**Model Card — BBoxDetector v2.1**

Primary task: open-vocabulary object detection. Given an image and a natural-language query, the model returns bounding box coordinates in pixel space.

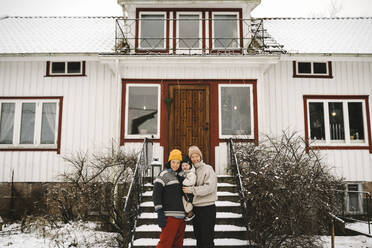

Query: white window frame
[138,12,167,50]
[345,183,364,215]
[212,12,240,50]
[296,61,329,76]
[307,99,368,146]
[50,61,83,75]
[218,84,254,139]
[176,12,202,52]
[125,84,161,139]
[0,99,60,149]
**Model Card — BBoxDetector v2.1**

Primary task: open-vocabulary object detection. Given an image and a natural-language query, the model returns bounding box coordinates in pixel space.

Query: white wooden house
[0,0,372,215]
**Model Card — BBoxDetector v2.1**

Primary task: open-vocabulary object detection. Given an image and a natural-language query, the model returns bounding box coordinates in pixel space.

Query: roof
[263,17,372,54]
[0,16,371,55]
[0,16,116,54]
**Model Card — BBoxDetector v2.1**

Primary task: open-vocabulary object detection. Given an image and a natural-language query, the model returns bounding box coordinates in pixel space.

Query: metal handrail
[334,189,371,235]
[227,138,251,243]
[123,138,152,247]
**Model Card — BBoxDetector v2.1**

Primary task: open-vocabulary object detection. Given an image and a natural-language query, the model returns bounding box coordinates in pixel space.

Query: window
[293,61,332,78]
[0,98,61,151]
[139,13,166,49]
[219,84,253,138]
[177,13,202,50]
[47,61,85,76]
[212,13,239,49]
[345,183,364,214]
[305,96,370,147]
[125,84,160,138]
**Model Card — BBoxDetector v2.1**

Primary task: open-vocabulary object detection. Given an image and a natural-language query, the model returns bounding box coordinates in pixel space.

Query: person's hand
[156,209,166,228]
[182,186,192,194]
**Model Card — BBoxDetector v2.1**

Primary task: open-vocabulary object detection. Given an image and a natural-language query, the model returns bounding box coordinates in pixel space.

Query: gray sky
[1,0,372,17]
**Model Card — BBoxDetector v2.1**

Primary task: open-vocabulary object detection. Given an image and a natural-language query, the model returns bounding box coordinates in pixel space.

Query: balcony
[114,17,285,56]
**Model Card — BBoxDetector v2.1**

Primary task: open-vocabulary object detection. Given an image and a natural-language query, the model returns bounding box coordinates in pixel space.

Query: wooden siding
[0,60,120,182]
[1,58,372,182]
[262,60,372,181]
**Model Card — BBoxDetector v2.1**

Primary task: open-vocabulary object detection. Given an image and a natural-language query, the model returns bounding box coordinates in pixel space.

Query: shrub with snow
[235,131,344,248]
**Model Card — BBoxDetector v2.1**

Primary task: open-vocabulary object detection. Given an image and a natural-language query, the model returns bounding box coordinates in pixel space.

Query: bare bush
[46,143,138,247]
[235,131,344,248]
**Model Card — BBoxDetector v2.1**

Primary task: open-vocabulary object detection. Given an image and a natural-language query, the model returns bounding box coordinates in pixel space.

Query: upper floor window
[135,9,242,53]
[219,84,254,139]
[212,13,239,50]
[0,97,62,153]
[47,61,85,76]
[125,84,161,139]
[304,96,371,149]
[177,13,202,50]
[139,13,166,50]
[293,61,333,78]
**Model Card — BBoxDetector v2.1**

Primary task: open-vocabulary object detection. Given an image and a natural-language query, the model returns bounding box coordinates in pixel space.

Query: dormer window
[293,61,333,78]
[46,61,86,76]
[212,13,239,50]
[138,13,167,50]
[135,9,243,54]
[177,13,202,50]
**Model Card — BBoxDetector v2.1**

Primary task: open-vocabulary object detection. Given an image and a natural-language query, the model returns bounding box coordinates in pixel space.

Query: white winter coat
[179,166,196,187]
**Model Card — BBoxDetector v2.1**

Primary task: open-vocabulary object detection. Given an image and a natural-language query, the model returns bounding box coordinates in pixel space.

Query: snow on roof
[263,17,372,54]
[0,16,116,54]
[0,16,371,55]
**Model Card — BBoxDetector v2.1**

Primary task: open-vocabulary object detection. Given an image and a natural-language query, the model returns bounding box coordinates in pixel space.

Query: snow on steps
[139,212,243,219]
[136,224,247,232]
[132,238,253,248]
[140,201,240,207]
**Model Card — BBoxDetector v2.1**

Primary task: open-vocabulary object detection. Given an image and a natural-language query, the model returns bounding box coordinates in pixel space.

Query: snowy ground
[0,221,371,248]
[0,221,118,248]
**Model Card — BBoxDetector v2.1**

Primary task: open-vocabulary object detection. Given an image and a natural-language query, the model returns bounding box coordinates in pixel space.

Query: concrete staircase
[131,175,252,248]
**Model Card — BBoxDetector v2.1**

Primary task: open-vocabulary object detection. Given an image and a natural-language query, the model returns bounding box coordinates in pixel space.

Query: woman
[183,146,218,248]
[152,149,186,248]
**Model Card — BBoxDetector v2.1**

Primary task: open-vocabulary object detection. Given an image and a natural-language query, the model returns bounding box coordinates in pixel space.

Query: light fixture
[331,112,336,116]
[233,105,238,110]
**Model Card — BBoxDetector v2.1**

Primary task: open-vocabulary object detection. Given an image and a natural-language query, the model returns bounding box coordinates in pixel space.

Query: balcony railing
[114,17,285,55]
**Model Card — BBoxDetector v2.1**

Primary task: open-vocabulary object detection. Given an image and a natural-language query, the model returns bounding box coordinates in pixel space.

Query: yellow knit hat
[168,149,182,162]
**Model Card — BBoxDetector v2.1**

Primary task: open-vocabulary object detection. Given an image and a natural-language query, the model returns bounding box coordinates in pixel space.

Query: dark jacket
[152,169,185,218]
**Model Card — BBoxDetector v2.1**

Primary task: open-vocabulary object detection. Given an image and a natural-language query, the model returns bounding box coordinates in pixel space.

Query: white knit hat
[188,146,203,160]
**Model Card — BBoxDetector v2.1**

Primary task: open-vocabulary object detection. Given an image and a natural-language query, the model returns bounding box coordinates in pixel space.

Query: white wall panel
[262,60,372,181]
[0,60,119,182]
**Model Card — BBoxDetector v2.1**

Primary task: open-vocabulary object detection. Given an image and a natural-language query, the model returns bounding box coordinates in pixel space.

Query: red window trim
[120,79,258,167]
[0,96,63,154]
[303,95,372,153]
[135,8,243,54]
[293,61,333,78]
[45,61,86,77]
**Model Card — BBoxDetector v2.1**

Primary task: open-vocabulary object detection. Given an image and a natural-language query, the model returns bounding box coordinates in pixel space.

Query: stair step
[141,190,240,202]
[134,224,247,238]
[143,182,238,193]
[137,212,244,225]
[132,238,254,248]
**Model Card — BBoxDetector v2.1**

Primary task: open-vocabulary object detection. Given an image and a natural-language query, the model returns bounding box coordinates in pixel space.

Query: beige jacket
[190,161,218,207]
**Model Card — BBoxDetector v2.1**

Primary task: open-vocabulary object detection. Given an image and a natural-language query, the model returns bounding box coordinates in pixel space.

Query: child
[178,155,196,221]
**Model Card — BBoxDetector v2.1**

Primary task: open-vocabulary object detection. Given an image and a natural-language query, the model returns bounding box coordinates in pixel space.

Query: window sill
[293,74,333,79]
[44,74,86,77]
[0,147,58,153]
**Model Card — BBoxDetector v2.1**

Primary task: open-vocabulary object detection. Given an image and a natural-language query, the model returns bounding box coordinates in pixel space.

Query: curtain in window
[0,103,15,144]
[41,103,57,144]
[20,103,36,144]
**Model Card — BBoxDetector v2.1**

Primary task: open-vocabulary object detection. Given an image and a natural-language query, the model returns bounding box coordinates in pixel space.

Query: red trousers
[156,216,186,248]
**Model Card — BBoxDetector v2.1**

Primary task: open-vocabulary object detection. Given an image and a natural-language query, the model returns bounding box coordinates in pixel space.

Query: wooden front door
[168,85,210,163]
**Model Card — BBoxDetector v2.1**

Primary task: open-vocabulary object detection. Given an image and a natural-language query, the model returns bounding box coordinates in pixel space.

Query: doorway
[168,85,210,163]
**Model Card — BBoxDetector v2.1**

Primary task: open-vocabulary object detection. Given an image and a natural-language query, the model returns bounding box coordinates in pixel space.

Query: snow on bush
[234,131,344,248]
